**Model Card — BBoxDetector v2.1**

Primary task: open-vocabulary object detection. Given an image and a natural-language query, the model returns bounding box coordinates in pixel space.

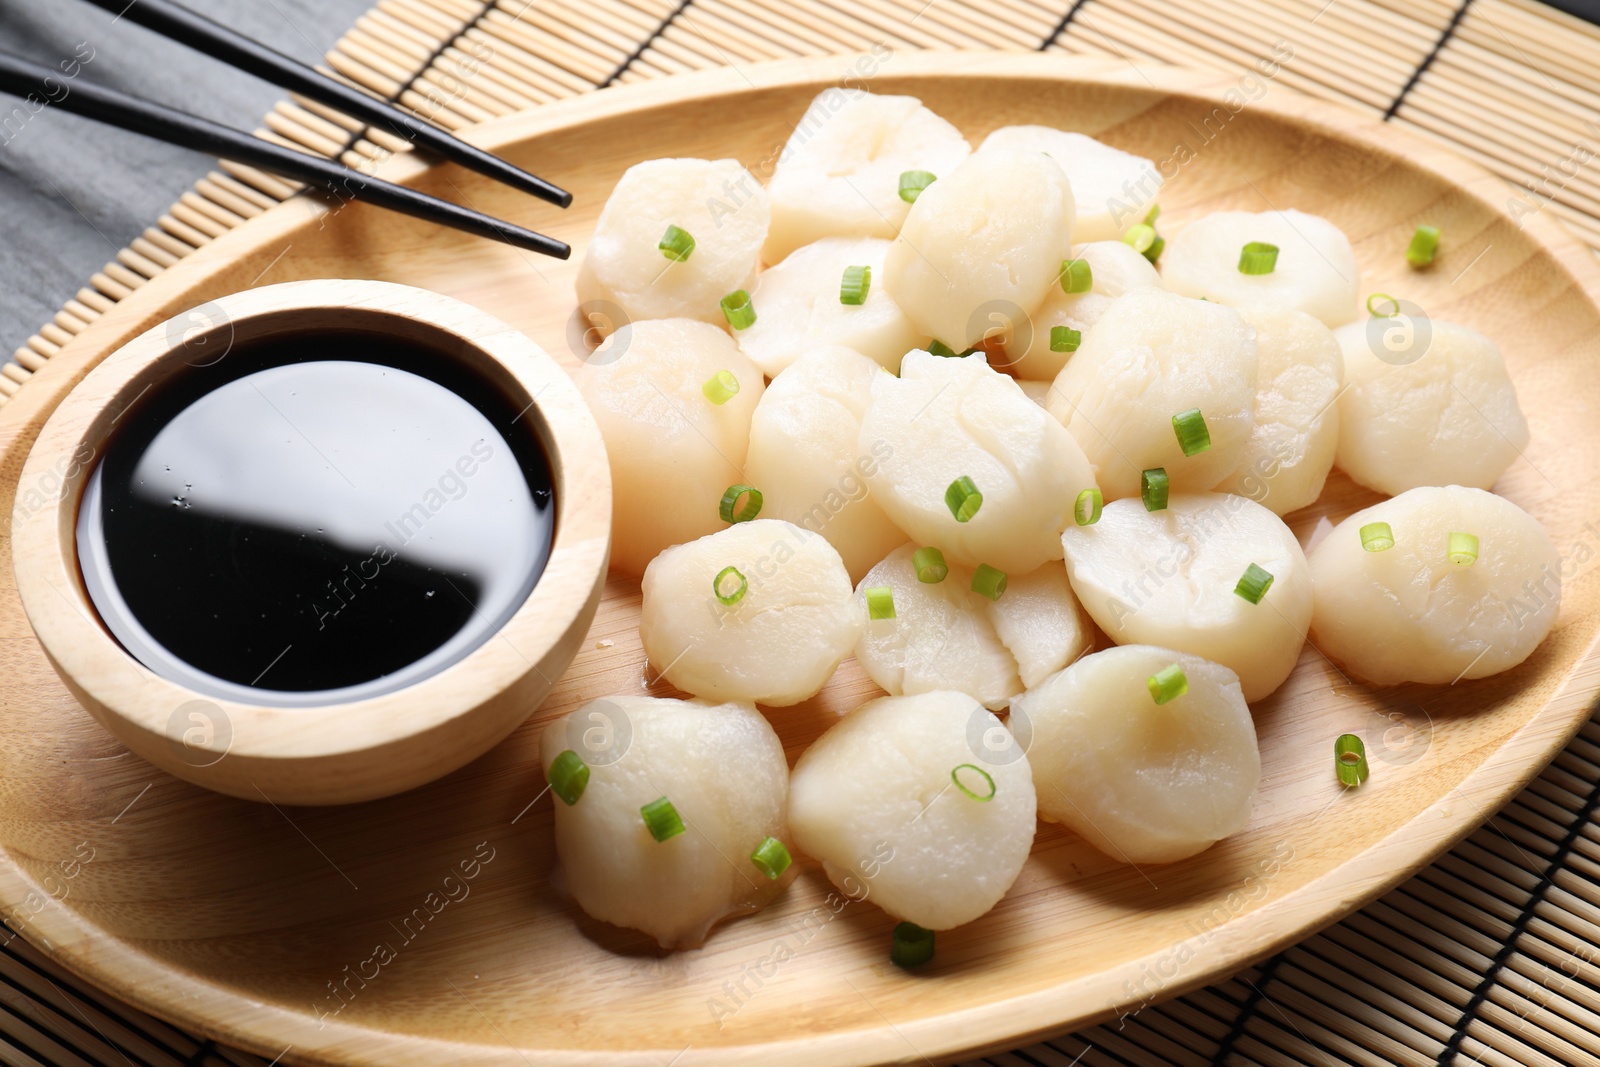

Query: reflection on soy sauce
[78,330,555,706]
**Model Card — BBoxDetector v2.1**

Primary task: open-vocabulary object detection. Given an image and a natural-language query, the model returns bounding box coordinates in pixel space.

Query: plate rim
[3,51,1600,1067]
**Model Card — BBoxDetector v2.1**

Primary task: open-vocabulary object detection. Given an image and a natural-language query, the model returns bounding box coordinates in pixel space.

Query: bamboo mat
[4,1,1600,1065]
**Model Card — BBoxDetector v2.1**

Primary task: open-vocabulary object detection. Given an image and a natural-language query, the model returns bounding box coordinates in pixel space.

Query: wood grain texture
[1,53,1599,1067]
[10,279,611,805]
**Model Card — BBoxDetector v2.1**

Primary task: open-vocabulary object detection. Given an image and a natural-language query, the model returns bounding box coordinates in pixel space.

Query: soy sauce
[77,330,555,706]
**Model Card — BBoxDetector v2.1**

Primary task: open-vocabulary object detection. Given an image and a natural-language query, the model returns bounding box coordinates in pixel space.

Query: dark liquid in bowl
[78,330,555,705]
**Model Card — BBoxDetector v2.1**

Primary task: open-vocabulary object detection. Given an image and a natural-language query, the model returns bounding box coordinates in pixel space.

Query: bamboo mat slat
[5,0,1600,1065]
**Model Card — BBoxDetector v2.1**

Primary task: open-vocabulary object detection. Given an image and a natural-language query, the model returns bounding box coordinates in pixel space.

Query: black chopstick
[78,0,573,209]
[0,50,569,260]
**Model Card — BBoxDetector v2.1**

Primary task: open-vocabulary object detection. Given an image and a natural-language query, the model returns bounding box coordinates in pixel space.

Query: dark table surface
[0,0,374,359]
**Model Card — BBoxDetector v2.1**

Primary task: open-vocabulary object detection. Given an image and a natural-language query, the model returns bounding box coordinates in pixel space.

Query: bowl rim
[2,50,1600,1067]
[10,277,612,765]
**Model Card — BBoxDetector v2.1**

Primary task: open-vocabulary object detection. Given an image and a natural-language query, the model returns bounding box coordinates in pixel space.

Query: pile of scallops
[539,88,1559,959]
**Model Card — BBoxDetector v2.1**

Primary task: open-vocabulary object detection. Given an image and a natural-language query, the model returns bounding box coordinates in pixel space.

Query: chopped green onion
[1172,408,1212,456]
[1367,292,1399,318]
[714,565,747,606]
[719,484,763,524]
[1407,225,1440,268]
[1074,487,1103,526]
[1060,257,1093,294]
[840,265,872,305]
[945,476,982,522]
[659,224,694,262]
[951,763,997,801]
[865,585,896,620]
[1141,467,1169,512]
[971,564,1008,601]
[750,836,791,880]
[1123,223,1156,255]
[898,170,936,203]
[1360,522,1395,552]
[1234,562,1275,605]
[912,546,948,584]
[1237,241,1279,275]
[641,796,686,842]
[1448,531,1479,566]
[548,749,589,806]
[891,922,935,968]
[1334,733,1369,787]
[1144,203,1161,225]
[720,289,756,330]
[702,369,739,405]
[1148,663,1188,705]
[1142,234,1165,265]
[927,339,959,358]
[1050,326,1082,353]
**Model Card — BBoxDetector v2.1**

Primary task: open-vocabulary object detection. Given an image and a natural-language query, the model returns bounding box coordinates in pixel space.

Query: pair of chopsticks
[0,0,570,259]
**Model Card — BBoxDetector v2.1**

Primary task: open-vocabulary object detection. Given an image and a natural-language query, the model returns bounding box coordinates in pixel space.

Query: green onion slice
[714,565,748,606]
[1335,733,1369,787]
[912,546,948,584]
[1122,223,1156,255]
[1144,203,1161,225]
[1074,487,1103,526]
[1237,241,1280,275]
[1060,257,1093,294]
[1172,408,1212,456]
[1050,326,1082,353]
[1448,531,1479,566]
[1142,234,1165,265]
[641,796,686,842]
[1141,467,1169,512]
[840,264,872,305]
[898,170,936,203]
[719,484,763,524]
[720,289,756,330]
[891,922,935,968]
[548,749,589,806]
[750,836,791,880]
[1234,562,1275,605]
[865,585,896,621]
[971,564,1007,601]
[658,224,695,262]
[1148,663,1188,705]
[702,369,739,405]
[1360,521,1395,552]
[1407,225,1440,268]
[927,339,959,358]
[945,475,982,522]
[951,763,997,802]
[1366,292,1399,318]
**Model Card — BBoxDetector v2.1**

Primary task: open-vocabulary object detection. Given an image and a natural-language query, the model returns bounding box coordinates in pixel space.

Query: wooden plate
[3,53,1600,1067]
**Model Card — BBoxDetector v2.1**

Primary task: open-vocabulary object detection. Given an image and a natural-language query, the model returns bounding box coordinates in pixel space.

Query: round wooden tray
[3,53,1599,1067]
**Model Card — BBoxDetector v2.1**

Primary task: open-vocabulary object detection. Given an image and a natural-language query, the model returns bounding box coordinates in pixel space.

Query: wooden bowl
[2,54,1600,1067]
[9,279,610,805]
